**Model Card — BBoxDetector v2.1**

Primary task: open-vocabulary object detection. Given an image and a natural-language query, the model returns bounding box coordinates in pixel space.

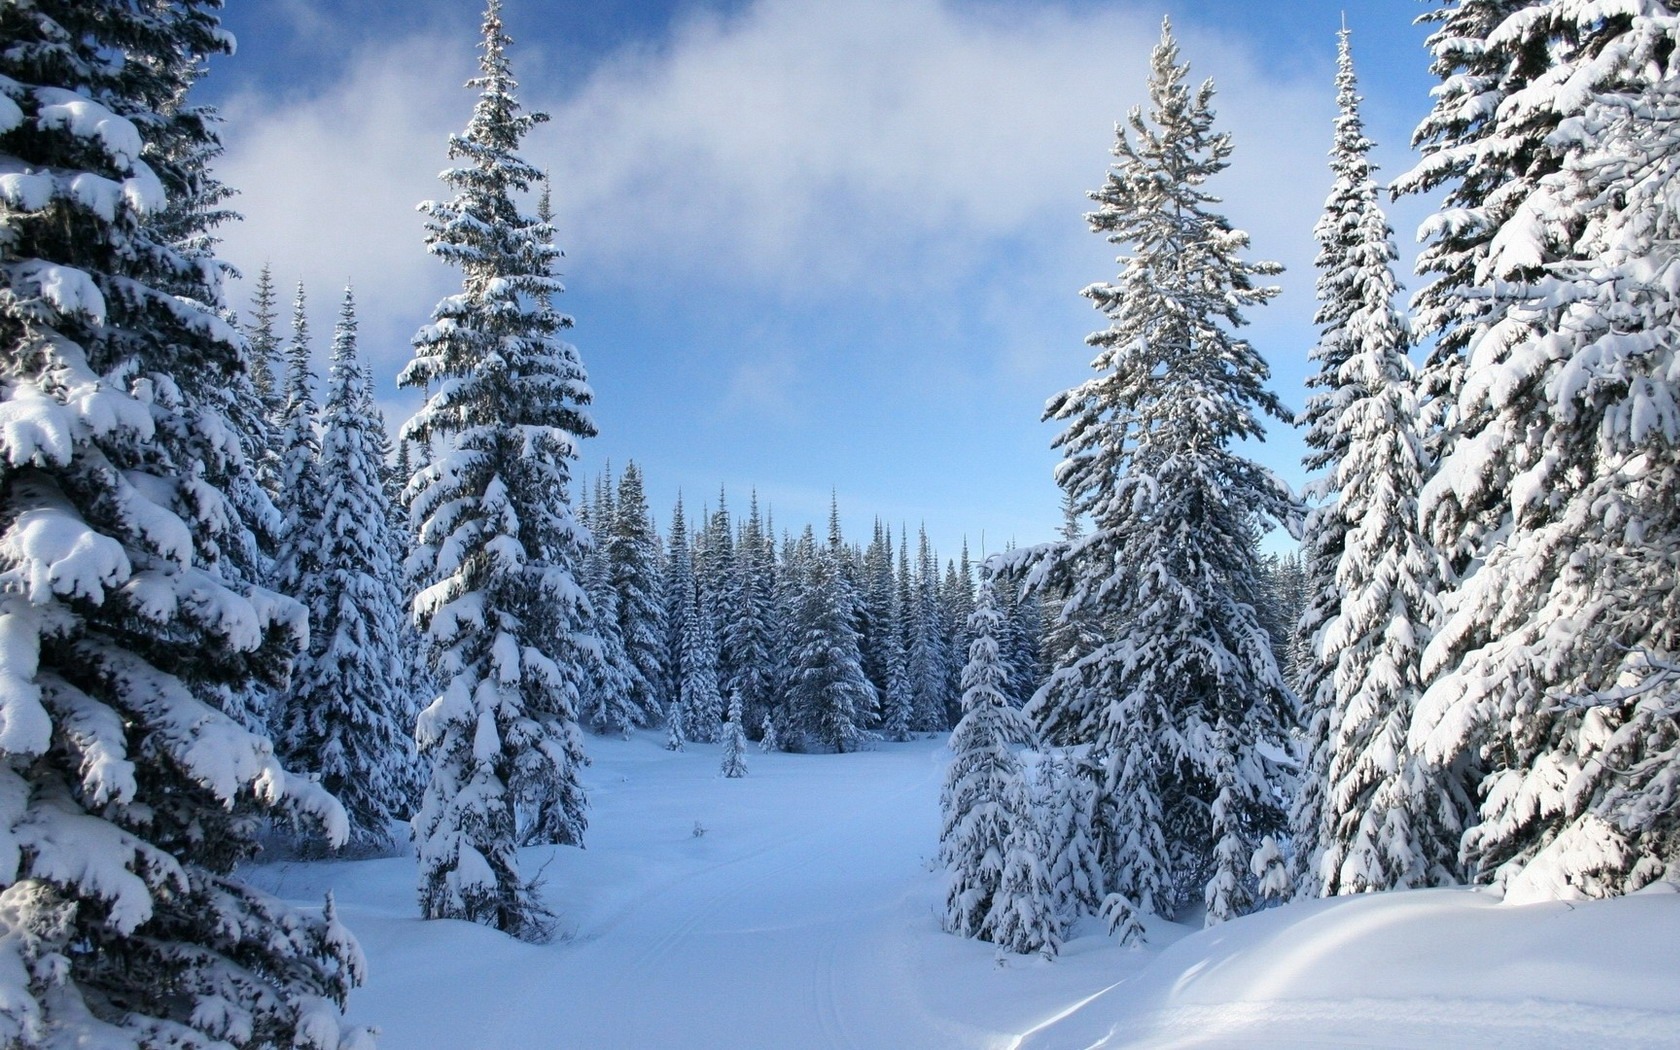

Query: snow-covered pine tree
[991,557,1042,708]
[908,527,951,732]
[269,283,326,715]
[789,531,875,753]
[0,2,368,1043]
[578,470,638,738]
[663,494,693,717]
[279,287,414,855]
[243,262,285,493]
[858,520,896,713]
[695,491,739,697]
[723,492,774,734]
[1399,1,1680,901]
[941,543,977,720]
[721,691,749,779]
[610,462,668,728]
[679,582,724,743]
[1038,750,1104,929]
[877,534,915,742]
[1026,494,1108,747]
[940,580,1058,958]
[1036,19,1295,928]
[402,0,594,939]
[1291,28,1461,899]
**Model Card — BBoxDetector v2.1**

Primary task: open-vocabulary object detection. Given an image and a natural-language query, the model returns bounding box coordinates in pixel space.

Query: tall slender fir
[402,0,595,939]
[1034,19,1295,930]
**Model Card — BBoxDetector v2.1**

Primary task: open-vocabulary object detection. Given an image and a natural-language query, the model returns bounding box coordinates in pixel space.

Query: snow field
[249,736,1680,1049]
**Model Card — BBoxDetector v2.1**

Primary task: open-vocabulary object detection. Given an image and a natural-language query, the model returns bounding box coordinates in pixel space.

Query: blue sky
[201,0,1439,557]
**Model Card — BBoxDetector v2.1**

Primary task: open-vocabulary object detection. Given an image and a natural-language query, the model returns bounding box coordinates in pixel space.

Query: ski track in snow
[245,735,1680,1050]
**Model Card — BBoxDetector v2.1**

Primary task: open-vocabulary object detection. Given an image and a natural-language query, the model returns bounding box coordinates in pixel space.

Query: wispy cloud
[209,0,1411,548]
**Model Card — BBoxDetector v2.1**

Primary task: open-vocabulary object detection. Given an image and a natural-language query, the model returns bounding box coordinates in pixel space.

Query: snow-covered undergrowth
[247,735,1680,1049]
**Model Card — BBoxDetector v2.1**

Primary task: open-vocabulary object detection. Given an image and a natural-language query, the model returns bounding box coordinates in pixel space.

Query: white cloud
[214,33,474,402]
[207,0,1408,548]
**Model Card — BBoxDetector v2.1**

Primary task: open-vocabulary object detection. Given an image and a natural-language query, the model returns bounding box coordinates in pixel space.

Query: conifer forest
[0,1,1676,1046]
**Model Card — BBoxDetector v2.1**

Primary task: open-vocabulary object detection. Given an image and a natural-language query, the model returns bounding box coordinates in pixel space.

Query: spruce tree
[720,691,749,779]
[1035,19,1294,928]
[1292,29,1461,898]
[0,2,367,1043]
[609,462,667,727]
[280,288,415,854]
[680,584,724,743]
[578,472,638,738]
[940,580,1058,958]
[270,283,325,701]
[663,495,694,716]
[789,534,874,753]
[1399,0,1680,900]
[1039,751,1104,929]
[724,493,775,734]
[908,528,951,732]
[243,262,285,494]
[402,0,594,939]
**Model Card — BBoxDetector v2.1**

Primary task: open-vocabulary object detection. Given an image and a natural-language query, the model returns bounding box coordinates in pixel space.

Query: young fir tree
[578,474,638,738]
[402,0,594,939]
[1035,20,1294,930]
[725,493,775,735]
[0,2,369,1044]
[877,535,916,742]
[1038,750,1104,929]
[908,528,951,732]
[663,494,694,717]
[679,583,724,743]
[720,691,749,779]
[270,282,326,674]
[609,462,667,728]
[940,580,1059,958]
[1399,1,1680,901]
[243,262,285,493]
[789,533,875,753]
[279,288,415,854]
[1291,28,1461,898]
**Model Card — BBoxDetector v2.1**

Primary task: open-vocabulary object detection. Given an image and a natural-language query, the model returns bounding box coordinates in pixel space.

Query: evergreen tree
[908,528,951,732]
[1399,0,1680,900]
[877,534,915,743]
[1035,20,1294,928]
[1039,751,1104,928]
[0,2,367,1043]
[939,580,1058,958]
[1292,29,1460,899]
[789,536,874,753]
[243,262,285,493]
[724,492,775,734]
[402,0,594,939]
[578,469,638,738]
[610,462,668,727]
[680,583,724,743]
[270,283,326,697]
[663,495,694,715]
[280,288,415,854]
[721,691,749,779]
[1026,495,1108,747]
[942,543,977,721]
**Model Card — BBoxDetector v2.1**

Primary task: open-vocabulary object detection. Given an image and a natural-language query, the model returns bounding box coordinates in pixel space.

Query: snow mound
[1017,884,1680,1049]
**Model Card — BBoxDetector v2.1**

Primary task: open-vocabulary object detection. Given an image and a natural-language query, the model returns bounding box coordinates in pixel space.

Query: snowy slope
[1017,885,1680,1049]
[247,736,1680,1049]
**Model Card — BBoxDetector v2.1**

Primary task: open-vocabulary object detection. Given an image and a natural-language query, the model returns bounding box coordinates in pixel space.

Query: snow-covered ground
[247,735,1680,1049]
